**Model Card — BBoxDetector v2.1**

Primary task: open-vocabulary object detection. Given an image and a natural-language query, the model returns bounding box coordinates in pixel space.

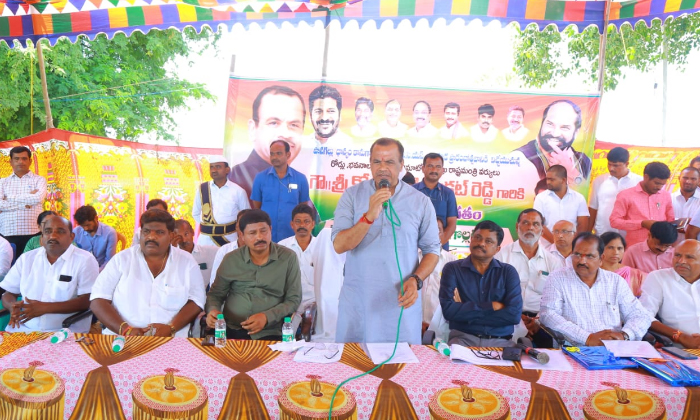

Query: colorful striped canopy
[1,0,699,47]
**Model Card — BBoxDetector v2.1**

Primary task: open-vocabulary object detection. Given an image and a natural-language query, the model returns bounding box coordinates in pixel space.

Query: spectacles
[572,252,599,261]
[425,164,443,170]
[293,220,313,225]
[553,230,575,236]
[470,348,501,360]
[303,343,340,359]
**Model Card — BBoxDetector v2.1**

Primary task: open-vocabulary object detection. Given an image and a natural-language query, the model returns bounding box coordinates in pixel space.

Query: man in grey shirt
[332,138,440,344]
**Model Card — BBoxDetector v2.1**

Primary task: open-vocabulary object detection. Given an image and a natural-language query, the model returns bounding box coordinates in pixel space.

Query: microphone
[378,179,390,208]
[516,343,549,364]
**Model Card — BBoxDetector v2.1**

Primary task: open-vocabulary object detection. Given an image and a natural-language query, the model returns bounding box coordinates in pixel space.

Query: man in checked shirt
[540,232,652,346]
[0,147,47,264]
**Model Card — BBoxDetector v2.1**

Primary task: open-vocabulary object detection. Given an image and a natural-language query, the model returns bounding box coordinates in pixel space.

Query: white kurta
[90,245,206,337]
[0,245,99,333]
[311,228,346,343]
[278,235,317,313]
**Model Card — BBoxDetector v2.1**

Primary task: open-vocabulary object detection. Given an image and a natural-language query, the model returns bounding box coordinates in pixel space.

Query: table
[0,333,698,419]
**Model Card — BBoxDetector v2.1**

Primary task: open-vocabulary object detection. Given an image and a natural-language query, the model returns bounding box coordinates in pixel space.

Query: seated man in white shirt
[90,209,206,337]
[495,209,563,346]
[0,236,12,281]
[640,240,700,348]
[540,233,652,346]
[278,203,317,333]
[0,215,99,333]
[210,209,250,287]
[131,199,168,247]
[547,220,575,267]
[172,219,218,290]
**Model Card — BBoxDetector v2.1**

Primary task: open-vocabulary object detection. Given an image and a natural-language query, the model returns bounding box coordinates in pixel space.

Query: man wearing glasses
[278,204,317,333]
[548,220,576,267]
[540,233,651,346]
[414,153,457,251]
[439,220,523,348]
[621,221,677,274]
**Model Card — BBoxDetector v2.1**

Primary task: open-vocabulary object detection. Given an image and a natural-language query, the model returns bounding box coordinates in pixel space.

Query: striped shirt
[0,171,47,236]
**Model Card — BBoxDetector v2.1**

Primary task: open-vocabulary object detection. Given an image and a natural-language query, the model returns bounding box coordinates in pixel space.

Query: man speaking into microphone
[332,138,440,344]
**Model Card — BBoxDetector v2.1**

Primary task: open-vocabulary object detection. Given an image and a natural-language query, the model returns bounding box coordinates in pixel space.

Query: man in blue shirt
[414,153,457,250]
[440,220,523,348]
[251,140,311,242]
[72,205,118,270]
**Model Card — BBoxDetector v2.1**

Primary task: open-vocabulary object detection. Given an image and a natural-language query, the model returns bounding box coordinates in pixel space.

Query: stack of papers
[360,343,419,364]
[268,340,306,352]
[449,345,514,367]
[602,340,661,359]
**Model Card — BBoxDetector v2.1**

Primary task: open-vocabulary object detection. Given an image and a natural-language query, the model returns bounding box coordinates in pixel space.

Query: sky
[148,18,699,150]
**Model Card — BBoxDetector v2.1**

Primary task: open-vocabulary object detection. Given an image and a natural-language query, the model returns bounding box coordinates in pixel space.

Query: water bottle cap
[217,314,224,319]
[442,348,451,356]
[284,317,291,323]
[50,336,60,344]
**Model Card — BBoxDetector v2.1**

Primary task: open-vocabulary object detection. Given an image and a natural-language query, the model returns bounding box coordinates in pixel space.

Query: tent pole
[596,1,612,96]
[321,12,331,82]
[36,40,55,129]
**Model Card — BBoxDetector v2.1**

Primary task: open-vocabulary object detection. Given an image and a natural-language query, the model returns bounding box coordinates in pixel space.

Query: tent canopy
[2,0,700,47]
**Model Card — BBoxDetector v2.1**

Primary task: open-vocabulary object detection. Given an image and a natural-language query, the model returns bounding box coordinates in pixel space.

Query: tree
[512,14,700,91]
[0,27,219,142]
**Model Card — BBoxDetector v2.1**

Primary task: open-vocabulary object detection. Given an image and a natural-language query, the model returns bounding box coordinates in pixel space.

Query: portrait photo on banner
[223,76,599,249]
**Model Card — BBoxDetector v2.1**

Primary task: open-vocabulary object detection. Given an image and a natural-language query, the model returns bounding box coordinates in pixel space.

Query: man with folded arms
[440,220,523,347]
[622,221,677,273]
[496,209,562,346]
[206,209,301,340]
[1,215,99,333]
[90,209,206,337]
[540,233,652,346]
[640,240,700,348]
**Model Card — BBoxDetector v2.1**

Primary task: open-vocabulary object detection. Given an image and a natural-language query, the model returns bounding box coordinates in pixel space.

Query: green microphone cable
[327,199,403,420]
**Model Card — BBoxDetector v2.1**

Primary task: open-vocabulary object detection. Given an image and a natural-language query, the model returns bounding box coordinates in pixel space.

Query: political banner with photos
[224,76,599,248]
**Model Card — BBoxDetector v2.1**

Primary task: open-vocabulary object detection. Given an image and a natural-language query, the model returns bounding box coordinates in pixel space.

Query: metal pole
[587,1,612,155]
[321,11,331,81]
[36,40,54,129]
[661,33,668,146]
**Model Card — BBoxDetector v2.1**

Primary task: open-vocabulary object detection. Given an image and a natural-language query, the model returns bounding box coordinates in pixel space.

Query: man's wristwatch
[622,331,630,341]
[409,274,423,290]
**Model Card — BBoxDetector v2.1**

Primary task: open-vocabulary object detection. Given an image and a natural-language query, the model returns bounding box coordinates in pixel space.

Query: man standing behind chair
[0,215,99,333]
[0,146,47,263]
[278,203,317,333]
[333,138,440,344]
[495,209,562,346]
[641,240,700,349]
[672,167,700,242]
[206,209,301,340]
[251,141,311,243]
[172,219,218,290]
[90,209,205,337]
[610,162,674,247]
[73,205,117,270]
[534,165,589,243]
[588,147,643,235]
[540,233,651,346]
[440,220,523,347]
[193,156,250,247]
[414,153,457,251]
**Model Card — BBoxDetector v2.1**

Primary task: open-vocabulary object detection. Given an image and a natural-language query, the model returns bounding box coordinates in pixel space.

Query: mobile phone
[662,346,698,360]
[502,347,522,361]
[201,335,215,347]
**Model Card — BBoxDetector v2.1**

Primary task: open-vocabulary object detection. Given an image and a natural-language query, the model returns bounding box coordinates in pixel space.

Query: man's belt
[522,311,538,318]
[474,334,513,340]
[199,222,237,236]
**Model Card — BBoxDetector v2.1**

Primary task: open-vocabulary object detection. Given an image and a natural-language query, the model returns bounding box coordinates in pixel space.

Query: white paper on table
[360,343,419,364]
[520,349,573,371]
[294,344,344,363]
[268,340,307,352]
[449,344,514,367]
[603,340,661,359]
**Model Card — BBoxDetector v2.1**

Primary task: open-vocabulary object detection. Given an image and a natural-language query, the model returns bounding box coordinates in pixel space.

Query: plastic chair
[116,232,127,253]
[9,243,16,267]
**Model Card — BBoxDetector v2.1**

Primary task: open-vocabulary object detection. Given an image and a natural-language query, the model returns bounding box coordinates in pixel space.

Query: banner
[593,141,700,195]
[224,76,599,248]
[0,129,220,247]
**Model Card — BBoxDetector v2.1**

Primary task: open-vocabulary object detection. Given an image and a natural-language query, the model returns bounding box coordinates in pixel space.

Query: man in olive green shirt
[205,209,302,340]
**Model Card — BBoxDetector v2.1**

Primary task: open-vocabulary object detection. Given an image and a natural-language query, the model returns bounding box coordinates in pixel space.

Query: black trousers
[226,327,282,341]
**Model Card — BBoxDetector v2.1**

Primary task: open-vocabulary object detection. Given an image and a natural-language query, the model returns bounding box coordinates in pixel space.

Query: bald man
[0,215,99,333]
[641,240,700,348]
[547,220,575,267]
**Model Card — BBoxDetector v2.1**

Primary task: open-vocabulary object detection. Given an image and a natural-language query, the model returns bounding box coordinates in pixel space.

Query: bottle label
[215,329,226,339]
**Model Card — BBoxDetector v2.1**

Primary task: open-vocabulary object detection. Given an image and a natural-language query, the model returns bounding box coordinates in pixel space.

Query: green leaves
[512,14,700,92]
[0,28,219,142]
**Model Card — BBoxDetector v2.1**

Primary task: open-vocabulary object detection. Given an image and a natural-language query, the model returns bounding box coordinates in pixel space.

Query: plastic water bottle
[282,317,294,342]
[112,335,126,352]
[434,338,451,357]
[215,314,226,348]
[50,328,70,344]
